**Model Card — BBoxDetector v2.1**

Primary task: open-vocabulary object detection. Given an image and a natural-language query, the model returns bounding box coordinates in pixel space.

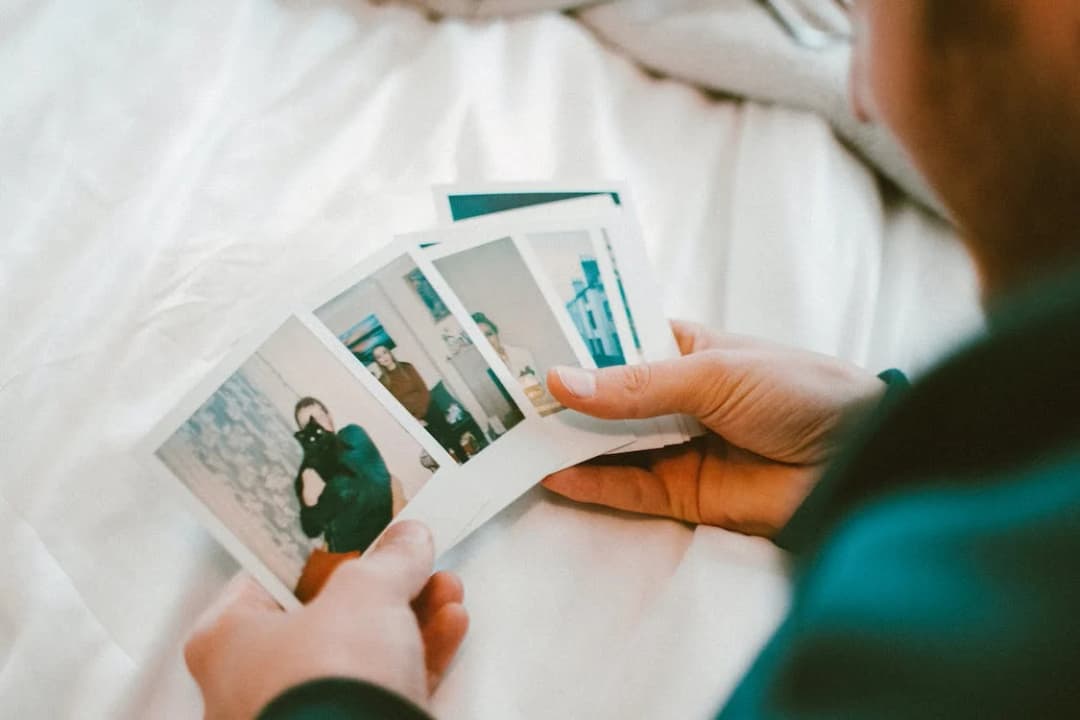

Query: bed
[0,1,982,717]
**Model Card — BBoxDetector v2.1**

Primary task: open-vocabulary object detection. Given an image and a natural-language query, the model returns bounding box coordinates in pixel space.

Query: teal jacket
[262,269,1080,719]
[718,268,1080,718]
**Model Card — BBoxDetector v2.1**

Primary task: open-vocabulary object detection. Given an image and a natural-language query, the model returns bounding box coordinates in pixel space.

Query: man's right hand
[543,321,885,537]
[185,522,467,719]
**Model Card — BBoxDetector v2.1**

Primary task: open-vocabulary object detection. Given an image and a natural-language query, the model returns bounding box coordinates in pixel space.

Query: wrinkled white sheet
[0,1,982,718]
[576,0,942,215]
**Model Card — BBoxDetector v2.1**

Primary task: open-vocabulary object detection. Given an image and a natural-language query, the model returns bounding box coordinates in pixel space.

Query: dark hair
[472,311,498,334]
[294,397,328,426]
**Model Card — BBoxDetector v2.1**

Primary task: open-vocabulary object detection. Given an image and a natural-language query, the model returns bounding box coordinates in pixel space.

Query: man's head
[851,0,1080,296]
[472,312,503,353]
[294,397,334,432]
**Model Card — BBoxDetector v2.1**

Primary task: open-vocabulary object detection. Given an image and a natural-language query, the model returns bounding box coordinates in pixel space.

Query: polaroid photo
[308,245,529,466]
[140,314,482,610]
[520,227,631,369]
[421,232,595,415]
[397,229,637,457]
[427,192,688,447]
[522,231,679,453]
[434,187,643,364]
[432,182,678,364]
[419,211,673,453]
[432,182,704,439]
[427,191,692,446]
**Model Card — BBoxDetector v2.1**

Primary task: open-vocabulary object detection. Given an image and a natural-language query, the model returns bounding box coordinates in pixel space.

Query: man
[292,397,394,555]
[184,2,1080,717]
[473,311,560,414]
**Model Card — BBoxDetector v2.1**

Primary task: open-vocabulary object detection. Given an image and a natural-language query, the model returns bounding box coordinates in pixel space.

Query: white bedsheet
[0,2,982,718]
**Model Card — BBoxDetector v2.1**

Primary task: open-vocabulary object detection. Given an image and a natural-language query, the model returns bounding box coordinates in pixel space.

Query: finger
[325,520,435,602]
[542,462,699,522]
[412,572,464,626]
[421,603,469,692]
[546,352,727,421]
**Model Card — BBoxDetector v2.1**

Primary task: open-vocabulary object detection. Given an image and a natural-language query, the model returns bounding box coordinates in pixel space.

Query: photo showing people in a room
[432,236,586,417]
[315,254,526,463]
[155,317,438,603]
[471,311,560,415]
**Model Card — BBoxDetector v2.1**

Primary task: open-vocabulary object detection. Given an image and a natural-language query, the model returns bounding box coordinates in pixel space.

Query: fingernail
[556,366,597,398]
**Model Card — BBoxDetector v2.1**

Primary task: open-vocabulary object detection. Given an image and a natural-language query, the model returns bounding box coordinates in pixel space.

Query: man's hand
[543,321,885,537]
[185,521,468,719]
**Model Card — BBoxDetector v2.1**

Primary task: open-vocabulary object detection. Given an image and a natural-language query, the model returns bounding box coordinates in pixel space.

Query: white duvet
[0,1,981,718]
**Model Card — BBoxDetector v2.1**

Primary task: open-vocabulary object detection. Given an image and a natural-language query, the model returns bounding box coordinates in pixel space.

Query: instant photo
[523,229,627,368]
[433,184,679,365]
[427,192,692,446]
[313,251,527,462]
[427,236,584,416]
[149,317,445,606]
[435,187,644,360]
[433,184,701,440]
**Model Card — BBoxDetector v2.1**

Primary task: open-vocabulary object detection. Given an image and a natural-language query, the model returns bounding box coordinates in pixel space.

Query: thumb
[326,520,435,602]
[547,355,722,421]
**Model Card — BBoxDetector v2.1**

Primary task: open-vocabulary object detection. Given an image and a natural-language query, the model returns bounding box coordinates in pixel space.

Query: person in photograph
[372,344,452,449]
[471,311,557,412]
[292,397,404,555]
[372,345,433,422]
[372,344,486,461]
[187,2,1080,717]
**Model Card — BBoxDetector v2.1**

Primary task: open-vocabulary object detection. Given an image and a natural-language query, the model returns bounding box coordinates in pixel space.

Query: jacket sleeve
[774,368,910,555]
[338,424,377,456]
[259,678,433,720]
